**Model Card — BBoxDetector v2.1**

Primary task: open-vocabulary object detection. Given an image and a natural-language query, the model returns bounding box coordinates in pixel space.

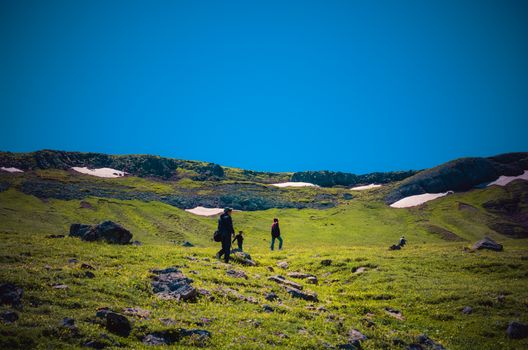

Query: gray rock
[462,306,473,314]
[263,305,274,313]
[181,241,194,247]
[226,269,248,279]
[81,263,95,270]
[286,287,318,302]
[142,329,211,345]
[277,261,289,269]
[151,267,197,301]
[265,292,279,301]
[416,334,446,350]
[472,236,503,251]
[507,321,528,339]
[70,221,132,244]
[123,307,150,319]
[106,312,131,337]
[268,275,303,290]
[0,283,23,306]
[59,317,76,329]
[320,259,332,266]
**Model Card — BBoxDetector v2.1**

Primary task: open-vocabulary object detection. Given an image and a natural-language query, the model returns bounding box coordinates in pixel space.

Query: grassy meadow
[1,172,527,349]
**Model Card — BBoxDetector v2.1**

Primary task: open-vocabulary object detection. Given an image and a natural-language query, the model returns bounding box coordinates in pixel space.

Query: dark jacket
[271,222,280,238]
[218,213,234,238]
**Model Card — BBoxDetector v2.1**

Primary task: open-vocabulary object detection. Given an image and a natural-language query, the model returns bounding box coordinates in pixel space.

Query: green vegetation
[0,170,527,349]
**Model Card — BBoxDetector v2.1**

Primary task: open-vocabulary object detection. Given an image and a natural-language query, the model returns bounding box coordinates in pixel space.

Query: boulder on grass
[70,221,132,244]
[472,236,503,251]
[106,312,131,337]
[0,283,23,307]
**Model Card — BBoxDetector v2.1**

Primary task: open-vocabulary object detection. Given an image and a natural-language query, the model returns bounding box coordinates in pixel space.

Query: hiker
[399,235,406,247]
[270,218,283,251]
[232,230,244,251]
[216,208,235,263]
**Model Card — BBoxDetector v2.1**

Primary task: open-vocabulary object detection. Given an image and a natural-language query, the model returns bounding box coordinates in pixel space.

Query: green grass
[1,182,528,349]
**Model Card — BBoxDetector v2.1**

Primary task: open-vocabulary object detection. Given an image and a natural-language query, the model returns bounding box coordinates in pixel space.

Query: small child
[399,235,406,247]
[232,230,244,251]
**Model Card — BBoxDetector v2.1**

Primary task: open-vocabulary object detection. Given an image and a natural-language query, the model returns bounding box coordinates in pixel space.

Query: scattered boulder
[263,305,274,313]
[0,310,18,323]
[84,271,96,279]
[69,221,132,244]
[59,317,76,329]
[320,259,332,266]
[265,292,279,301]
[80,201,93,209]
[267,266,275,272]
[226,269,248,279]
[268,275,303,290]
[471,236,503,251]
[142,329,211,346]
[181,241,194,247]
[415,334,446,350]
[81,263,95,270]
[151,267,197,302]
[131,240,142,246]
[348,329,367,343]
[106,312,131,337]
[286,287,318,302]
[462,306,473,314]
[123,307,150,319]
[82,340,108,349]
[507,321,528,339]
[230,250,256,266]
[96,307,112,319]
[384,307,405,320]
[216,287,258,304]
[287,272,318,284]
[277,261,289,269]
[0,283,23,306]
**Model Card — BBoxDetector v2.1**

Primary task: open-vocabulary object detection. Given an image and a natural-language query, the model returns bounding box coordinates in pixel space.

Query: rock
[80,201,93,209]
[265,292,279,301]
[82,340,107,349]
[0,283,23,306]
[106,312,131,337]
[287,272,318,284]
[337,344,359,350]
[69,258,79,263]
[85,271,96,279]
[69,221,132,244]
[0,310,18,323]
[216,287,258,304]
[263,305,274,313]
[416,334,446,350]
[52,284,69,289]
[268,275,303,290]
[471,236,503,251]
[384,307,405,320]
[131,240,142,246]
[96,307,112,319]
[277,261,289,269]
[226,269,248,279]
[122,307,150,319]
[142,329,211,346]
[229,250,256,266]
[59,317,76,329]
[81,263,95,270]
[462,306,473,314]
[320,259,332,266]
[507,321,528,339]
[45,234,65,238]
[407,344,425,350]
[151,267,197,302]
[197,288,215,301]
[267,266,275,272]
[352,267,367,274]
[349,329,367,343]
[181,241,194,247]
[286,287,318,302]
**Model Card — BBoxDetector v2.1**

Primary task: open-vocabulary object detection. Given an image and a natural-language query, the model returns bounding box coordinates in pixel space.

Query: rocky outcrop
[472,237,503,251]
[385,153,528,204]
[151,267,197,302]
[507,321,528,339]
[142,329,211,346]
[0,283,23,307]
[291,170,418,187]
[69,221,132,244]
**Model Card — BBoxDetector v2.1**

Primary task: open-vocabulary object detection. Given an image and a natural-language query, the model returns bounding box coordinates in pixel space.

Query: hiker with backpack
[215,207,235,263]
[270,218,283,251]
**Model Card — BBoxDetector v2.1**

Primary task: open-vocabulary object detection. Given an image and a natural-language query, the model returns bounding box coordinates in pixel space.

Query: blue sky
[1,1,527,173]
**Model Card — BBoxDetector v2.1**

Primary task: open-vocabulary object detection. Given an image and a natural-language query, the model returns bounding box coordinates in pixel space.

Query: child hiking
[232,231,244,251]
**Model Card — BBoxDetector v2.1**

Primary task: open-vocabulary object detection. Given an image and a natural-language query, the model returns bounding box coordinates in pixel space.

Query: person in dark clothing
[270,218,283,251]
[216,208,235,263]
[232,230,244,251]
[399,236,406,247]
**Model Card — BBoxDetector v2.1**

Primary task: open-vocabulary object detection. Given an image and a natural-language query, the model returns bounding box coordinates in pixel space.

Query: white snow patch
[350,184,382,191]
[185,207,225,216]
[271,182,319,188]
[0,167,24,173]
[72,167,127,178]
[487,170,528,187]
[390,191,452,208]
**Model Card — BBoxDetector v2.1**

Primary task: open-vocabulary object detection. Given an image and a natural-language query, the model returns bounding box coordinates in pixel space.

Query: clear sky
[1,1,527,173]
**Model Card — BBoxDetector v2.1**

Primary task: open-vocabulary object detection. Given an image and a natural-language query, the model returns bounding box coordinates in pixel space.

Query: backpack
[213,230,222,242]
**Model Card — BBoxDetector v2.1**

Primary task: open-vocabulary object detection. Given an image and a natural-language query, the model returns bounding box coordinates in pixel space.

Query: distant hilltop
[1,149,527,206]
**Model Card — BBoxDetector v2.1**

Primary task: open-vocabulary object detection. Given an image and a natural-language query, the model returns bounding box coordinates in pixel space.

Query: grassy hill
[0,162,527,349]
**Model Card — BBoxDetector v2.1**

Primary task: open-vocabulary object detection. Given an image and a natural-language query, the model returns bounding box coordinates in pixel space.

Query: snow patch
[0,167,24,173]
[185,207,225,216]
[390,191,452,208]
[350,184,382,191]
[72,167,127,178]
[271,182,319,188]
[487,170,528,187]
